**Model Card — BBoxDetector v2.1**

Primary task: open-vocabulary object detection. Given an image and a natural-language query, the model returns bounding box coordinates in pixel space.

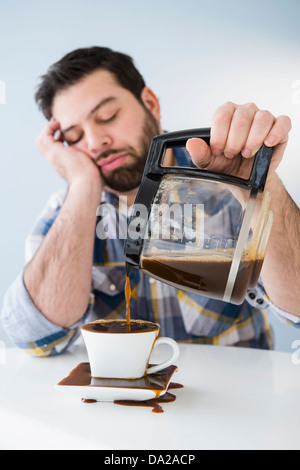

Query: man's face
[52,69,161,193]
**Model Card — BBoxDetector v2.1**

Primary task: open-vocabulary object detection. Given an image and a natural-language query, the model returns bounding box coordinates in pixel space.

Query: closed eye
[63,112,118,145]
[96,112,118,124]
[65,134,83,146]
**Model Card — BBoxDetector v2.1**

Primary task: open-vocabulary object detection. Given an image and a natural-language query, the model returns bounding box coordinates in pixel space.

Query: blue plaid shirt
[2,148,299,356]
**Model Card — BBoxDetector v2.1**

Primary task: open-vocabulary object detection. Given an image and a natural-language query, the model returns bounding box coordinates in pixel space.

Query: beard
[98,107,160,193]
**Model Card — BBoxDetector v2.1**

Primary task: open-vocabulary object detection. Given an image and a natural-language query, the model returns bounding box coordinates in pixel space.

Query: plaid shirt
[2,148,299,356]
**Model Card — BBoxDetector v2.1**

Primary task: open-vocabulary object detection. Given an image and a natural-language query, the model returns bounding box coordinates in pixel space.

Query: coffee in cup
[81,319,179,379]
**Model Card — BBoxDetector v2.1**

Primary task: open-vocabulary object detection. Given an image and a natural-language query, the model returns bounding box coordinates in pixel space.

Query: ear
[140,87,161,121]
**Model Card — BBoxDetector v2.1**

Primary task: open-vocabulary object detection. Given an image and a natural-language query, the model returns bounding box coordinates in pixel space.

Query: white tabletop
[1,342,300,450]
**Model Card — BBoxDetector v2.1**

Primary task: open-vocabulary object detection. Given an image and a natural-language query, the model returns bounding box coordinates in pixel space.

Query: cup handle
[146,337,180,375]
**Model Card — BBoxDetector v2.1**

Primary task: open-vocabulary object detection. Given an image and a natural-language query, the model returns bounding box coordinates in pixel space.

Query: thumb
[186,138,212,169]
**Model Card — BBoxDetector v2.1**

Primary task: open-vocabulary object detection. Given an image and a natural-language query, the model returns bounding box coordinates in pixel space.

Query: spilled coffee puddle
[82,382,183,413]
[114,382,183,413]
[58,362,183,413]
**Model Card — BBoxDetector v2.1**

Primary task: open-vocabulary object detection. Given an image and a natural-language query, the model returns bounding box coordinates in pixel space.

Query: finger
[45,117,60,137]
[36,119,63,153]
[186,138,212,169]
[54,128,64,142]
[210,101,237,156]
[264,115,292,147]
[241,110,275,158]
[223,102,259,159]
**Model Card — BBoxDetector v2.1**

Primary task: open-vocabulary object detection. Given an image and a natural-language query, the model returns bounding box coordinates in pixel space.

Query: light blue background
[1,0,300,351]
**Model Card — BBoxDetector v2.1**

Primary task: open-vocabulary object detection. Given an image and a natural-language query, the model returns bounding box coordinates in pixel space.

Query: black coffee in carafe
[141,252,262,304]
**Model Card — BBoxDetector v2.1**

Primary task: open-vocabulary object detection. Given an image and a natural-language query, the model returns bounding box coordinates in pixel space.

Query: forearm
[24,179,102,328]
[261,174,300,316]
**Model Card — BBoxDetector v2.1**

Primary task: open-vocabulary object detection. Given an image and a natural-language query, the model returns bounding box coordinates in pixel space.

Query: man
[1,47,299,356]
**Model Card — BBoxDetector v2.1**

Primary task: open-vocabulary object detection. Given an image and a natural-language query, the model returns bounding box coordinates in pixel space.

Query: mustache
[95,146,136,164]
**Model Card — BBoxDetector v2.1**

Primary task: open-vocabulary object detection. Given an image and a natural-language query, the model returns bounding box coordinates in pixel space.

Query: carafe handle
[144,127,273,191]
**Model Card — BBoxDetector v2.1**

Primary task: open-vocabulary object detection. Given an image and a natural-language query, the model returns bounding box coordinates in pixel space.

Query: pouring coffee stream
[125,268,132,332]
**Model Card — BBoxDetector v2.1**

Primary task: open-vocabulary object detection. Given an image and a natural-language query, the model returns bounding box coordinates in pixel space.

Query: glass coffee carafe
[124,128,273,305]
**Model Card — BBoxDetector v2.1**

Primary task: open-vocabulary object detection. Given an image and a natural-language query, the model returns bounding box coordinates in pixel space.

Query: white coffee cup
[81,319,180,379]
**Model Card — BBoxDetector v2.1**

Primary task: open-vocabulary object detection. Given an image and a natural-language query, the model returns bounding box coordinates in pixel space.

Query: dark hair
[34,46,146,120]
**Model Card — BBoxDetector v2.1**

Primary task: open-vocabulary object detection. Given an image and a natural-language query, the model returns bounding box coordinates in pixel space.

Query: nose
[85,125,113,159]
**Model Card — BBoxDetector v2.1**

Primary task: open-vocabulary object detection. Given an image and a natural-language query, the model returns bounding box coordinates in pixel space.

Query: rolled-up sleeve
[1,188,93,356]
[1,273,81,356]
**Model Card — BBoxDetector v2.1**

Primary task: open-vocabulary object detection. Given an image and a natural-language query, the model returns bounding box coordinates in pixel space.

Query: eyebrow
[61,96,117,134]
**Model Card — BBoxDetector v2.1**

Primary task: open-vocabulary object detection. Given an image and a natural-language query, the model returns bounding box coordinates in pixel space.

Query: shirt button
[109,283,117,292]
